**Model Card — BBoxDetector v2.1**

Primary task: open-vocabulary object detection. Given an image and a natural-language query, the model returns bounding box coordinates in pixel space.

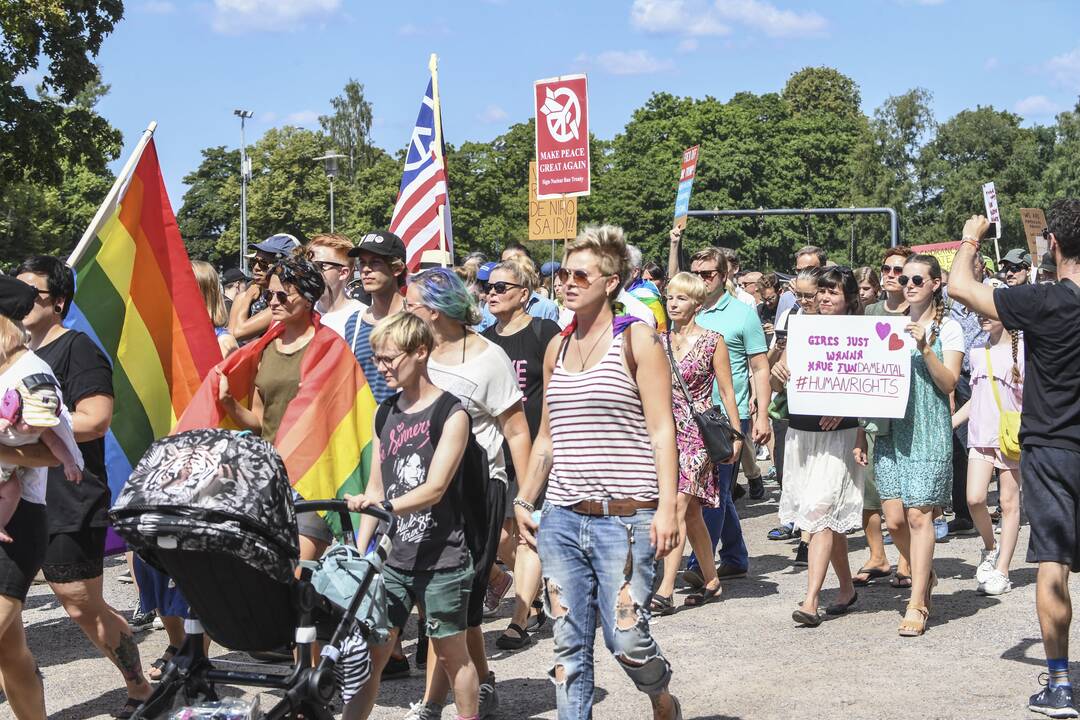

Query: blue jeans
[686,418,750,573]
[537,504,672,720]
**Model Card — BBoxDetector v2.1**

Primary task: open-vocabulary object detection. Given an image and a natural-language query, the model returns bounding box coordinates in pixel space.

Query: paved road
[16,478,1068,720]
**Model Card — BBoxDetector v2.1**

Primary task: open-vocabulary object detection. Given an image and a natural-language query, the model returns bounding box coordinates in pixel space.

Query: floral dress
[662,329,722,507]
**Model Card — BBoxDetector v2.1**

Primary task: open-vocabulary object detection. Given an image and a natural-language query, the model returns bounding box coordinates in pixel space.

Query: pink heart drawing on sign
[875,322,890,340]
[888,333,904,351]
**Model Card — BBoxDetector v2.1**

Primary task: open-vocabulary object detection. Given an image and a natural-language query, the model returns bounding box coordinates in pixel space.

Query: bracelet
[513,498,535,513]
[960,238,980,251]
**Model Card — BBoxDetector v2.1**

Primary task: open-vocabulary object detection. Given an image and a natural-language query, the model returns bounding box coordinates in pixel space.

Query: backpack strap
[374,396,396,437]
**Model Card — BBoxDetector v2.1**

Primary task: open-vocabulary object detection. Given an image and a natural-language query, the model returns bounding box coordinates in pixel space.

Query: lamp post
[234,109,254,272]
[313,153,346,232]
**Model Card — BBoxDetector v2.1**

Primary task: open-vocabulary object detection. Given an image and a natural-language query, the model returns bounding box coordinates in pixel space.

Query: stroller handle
[294,499,398,541]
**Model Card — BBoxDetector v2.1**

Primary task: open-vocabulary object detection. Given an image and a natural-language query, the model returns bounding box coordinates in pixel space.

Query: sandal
[852,566,891,586]
[792,608,822,627]
[890,573,912,589]
[111,697,144,719]
[148,645,178,682]
[526,600,547,631]
[824,592,858,616]
[649,594,675,616]
[495,623,530,650]
[684,582,721,607]
[768,524,796,541]
[898,605,929,637]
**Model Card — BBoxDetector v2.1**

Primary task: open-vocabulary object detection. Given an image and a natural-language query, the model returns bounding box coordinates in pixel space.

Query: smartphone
[775,328,788,342]
[986,221,997,238]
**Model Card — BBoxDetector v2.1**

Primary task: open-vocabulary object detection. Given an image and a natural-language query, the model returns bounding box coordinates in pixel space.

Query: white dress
[778,418,864,533]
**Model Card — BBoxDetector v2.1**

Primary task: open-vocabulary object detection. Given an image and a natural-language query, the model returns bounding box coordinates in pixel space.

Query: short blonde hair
[492,256,538,292]
[306,234,355,268]
[564,224,631,298]
[370,312,434,356]
[665,271,708,306]
[0,315,28,358]
[190,261,228,327]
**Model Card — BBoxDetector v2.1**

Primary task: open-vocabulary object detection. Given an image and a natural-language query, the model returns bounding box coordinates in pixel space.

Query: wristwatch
[379,499,394,515]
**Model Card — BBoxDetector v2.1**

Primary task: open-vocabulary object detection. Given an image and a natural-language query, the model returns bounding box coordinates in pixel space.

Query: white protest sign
[786,315,914,419]
[982,182,1002,238]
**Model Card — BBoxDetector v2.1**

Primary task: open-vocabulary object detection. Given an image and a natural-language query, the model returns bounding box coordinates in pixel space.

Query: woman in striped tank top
[514,225,683,720]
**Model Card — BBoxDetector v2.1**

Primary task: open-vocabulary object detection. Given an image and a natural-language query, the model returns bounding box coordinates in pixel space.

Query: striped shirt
[546,330,659,505]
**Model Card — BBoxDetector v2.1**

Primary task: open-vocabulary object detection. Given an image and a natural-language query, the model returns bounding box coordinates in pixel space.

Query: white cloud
[142,0,175,13]
[712,0,827,38]
[284,110,319,126]
[477,104,508,124]
[630,0,730,36]
[211,0,341,34]
[579,50,674,76]
[1047,47,1080,91]
[1015,95,1062,117]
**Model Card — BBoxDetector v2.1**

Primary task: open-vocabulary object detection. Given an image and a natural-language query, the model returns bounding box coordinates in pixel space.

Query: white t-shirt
[0,351,81,504]
[735,287,756,307]
[937,316,965,355]
[617,289,658,328]
[316,298,368,338]
[427,335,524,484]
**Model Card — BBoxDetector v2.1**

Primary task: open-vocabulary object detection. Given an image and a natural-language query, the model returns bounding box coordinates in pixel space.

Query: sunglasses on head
[556,267,610,288]
[881,264,905,276]
[898,275,927,288]
[483,281,524,295]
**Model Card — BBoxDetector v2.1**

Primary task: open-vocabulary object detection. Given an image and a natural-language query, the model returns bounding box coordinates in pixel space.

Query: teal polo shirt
[696,292,768,417]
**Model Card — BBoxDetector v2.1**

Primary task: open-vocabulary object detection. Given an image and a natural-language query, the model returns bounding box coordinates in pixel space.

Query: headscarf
[270,257,325,307]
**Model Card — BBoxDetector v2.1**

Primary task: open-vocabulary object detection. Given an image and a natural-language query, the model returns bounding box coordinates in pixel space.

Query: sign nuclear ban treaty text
[786,315,915,419]
[534,74,590,199]
[673,145,700,229]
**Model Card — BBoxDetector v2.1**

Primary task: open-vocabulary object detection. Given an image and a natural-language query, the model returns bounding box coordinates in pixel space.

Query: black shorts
[467,479,506,628]
[41,525,107,584]
[1022,445,1080,572]
[0,501,48,602]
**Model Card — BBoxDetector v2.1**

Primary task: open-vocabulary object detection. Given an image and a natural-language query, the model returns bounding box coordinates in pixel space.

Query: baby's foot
[0,528,12,543]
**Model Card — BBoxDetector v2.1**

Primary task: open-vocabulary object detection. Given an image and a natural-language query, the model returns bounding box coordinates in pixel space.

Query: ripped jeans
[537,503,672,720]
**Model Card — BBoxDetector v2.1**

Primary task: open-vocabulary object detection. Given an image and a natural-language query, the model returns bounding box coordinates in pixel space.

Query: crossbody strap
[663,331,696,407]
[984,347,1006,413]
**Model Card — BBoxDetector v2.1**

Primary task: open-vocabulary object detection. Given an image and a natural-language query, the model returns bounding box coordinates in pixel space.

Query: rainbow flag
[629,280,667,331]
[66,134,220,547]
[174,322,376,534]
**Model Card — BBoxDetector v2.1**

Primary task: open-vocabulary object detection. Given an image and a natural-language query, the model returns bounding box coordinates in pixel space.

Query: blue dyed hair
[412,267,482,325]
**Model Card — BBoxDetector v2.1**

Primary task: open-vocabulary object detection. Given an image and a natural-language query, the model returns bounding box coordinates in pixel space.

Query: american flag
[390,78,453,271]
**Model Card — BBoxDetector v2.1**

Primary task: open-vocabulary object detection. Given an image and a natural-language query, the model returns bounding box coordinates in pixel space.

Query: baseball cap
[247,233,299,258]
[1001,248,1032,267]
[476,261,498,282]
[221,267,249,285]
[348,230,406,261]
[540,261,561,277]
[1040,251,1057,274]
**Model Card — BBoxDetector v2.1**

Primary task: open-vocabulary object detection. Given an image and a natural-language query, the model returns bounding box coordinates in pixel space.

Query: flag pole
[429,53,449,267]
[68,121,158,268]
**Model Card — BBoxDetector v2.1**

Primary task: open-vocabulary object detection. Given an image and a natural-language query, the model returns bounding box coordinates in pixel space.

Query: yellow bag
[986,349,1022,461]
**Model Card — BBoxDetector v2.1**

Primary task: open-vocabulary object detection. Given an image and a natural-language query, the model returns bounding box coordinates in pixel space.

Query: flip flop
[890,573,912,589]
[111,697,144,719]
[824,592,858,616]
[852,567,892,586]
[792,608,822,627]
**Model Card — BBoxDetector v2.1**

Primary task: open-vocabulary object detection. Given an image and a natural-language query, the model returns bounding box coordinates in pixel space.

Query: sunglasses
[314,260,347,271]
[268,290,297,304]
[252,257,274,270]
[482,281,524,295]
[881,264,905,276]
[795,292,818,301]
[693,270,719,281]
[1002,263,1028,273]
[556,268,611,288]
[897,275,927,287]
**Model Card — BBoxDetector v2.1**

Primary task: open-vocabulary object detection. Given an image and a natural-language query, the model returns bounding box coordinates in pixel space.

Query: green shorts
[383,561,474,640]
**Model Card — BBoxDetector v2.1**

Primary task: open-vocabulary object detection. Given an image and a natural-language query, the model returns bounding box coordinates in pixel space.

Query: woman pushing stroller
[344,312,480,720]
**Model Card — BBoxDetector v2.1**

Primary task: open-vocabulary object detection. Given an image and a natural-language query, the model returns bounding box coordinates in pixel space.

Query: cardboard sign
[982,182,1002,239]
[534,74,590,199]
[673,145,700,230]
[1020,208,1047,259]
[787,315,914,419]
[910,241,962,271]
[529,161,578,241]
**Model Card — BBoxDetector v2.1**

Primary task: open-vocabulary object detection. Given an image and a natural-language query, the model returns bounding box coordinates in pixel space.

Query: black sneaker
[130,601,156,632]
[732,482,746,501]
[748,475,765,500]
[381,654,410,680]
[1029,682,1079,718]
[414,629,428,669]
[794,541,809,567]
[946,518,977,535]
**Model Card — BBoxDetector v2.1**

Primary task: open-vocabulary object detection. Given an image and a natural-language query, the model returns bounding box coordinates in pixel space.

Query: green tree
[177,146,240,262]
[319,79,375,180]
[1,0,124,184]
[1041,99,1080,201]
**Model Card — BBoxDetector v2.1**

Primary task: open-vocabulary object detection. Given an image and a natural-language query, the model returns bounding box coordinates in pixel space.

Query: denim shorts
[383,561,474,639]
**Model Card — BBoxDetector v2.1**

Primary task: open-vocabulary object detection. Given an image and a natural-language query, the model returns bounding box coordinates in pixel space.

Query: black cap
[0,275,38,321]
[222,267,250,285]
[349,230,406,262]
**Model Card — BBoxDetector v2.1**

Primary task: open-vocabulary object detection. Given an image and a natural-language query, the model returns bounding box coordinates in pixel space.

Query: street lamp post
[314,153,346,233]
[234,109,253,272]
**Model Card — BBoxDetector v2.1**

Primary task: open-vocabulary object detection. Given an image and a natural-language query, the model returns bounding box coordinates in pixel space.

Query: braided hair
[1009,329,1022,383]
[907,253,945,346]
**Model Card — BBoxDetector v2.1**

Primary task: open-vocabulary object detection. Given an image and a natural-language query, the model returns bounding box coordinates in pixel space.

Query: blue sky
[78,0,1080,206]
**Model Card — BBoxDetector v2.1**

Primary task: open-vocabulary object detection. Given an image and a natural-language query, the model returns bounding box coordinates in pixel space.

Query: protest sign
[910,241,962,271]
[529,161,577,241]
[1020,208,1047,259]
[534,74,590,199]
[673,145,700,229]
[982,182,1002,238]
[786,315,914,419]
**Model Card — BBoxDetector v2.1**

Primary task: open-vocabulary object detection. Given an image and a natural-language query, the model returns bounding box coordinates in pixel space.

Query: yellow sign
[529,161,578,241]
[1020,208,1047,259]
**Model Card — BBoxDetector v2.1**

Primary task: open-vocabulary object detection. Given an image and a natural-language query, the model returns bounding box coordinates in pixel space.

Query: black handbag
[664,332,742,464]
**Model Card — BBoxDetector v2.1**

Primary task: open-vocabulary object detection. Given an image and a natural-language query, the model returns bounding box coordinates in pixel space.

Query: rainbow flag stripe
[67,138,220,513]
[630,284,668,332]
[175,322,375,534]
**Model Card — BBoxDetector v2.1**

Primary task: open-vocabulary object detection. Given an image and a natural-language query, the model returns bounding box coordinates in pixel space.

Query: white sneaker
[756,445,769,461]
[976,546,1000,584]
[978,569,1012,595]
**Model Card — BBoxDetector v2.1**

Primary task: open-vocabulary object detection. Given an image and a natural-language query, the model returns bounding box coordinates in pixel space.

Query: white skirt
[778,426,865,533]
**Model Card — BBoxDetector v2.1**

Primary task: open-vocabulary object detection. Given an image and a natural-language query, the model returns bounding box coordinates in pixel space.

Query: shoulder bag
[664,331,742,464]
[985,348,1022,461]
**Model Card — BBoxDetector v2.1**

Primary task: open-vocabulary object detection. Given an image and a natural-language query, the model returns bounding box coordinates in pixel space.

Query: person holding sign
[771,268,865,627]
[948,201,1080,719]
[855,254,964,637]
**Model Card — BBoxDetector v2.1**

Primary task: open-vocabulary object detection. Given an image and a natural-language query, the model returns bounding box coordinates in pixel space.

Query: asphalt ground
[13,473,1072,720]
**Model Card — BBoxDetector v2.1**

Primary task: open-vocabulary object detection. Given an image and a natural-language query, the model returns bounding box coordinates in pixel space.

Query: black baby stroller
[110,428,395,720]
